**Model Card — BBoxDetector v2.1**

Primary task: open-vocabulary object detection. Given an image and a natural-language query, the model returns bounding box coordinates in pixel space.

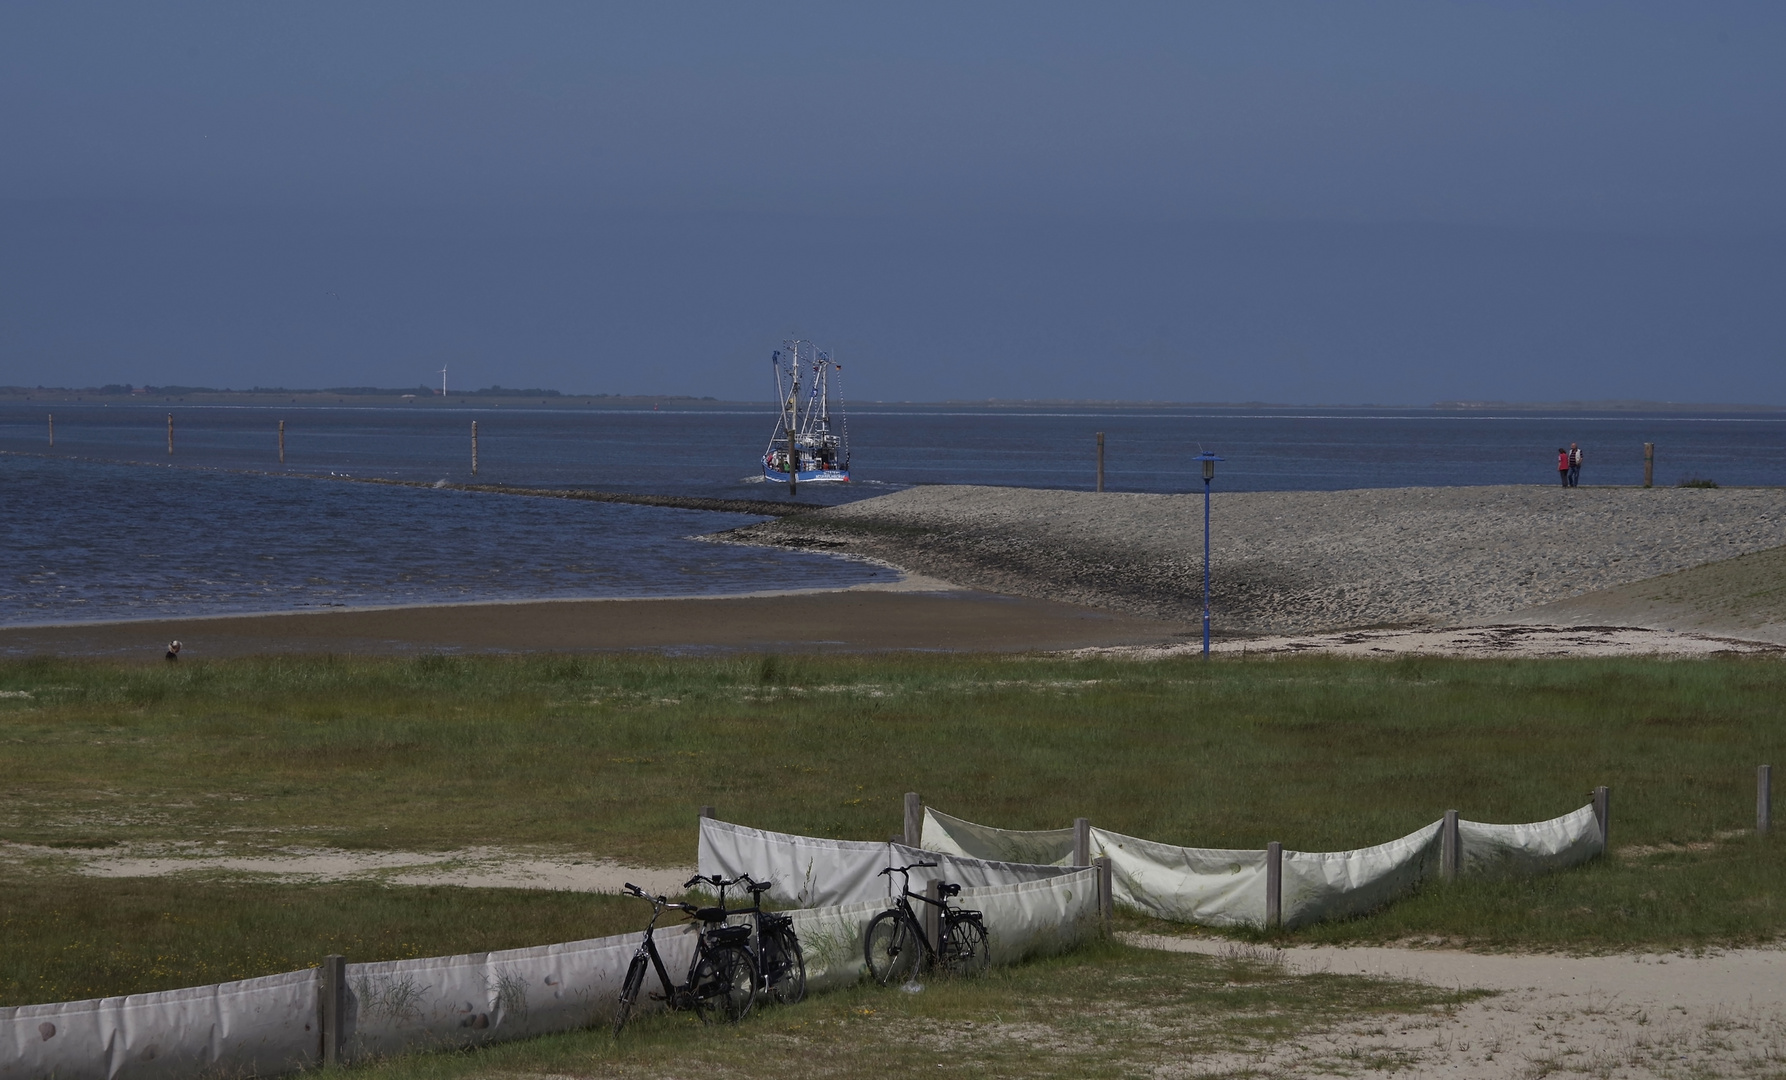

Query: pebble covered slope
[725,485,1786,634]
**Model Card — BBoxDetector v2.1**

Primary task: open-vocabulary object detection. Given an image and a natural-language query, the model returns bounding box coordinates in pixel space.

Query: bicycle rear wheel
[864,910,921,986]
[940,915,990,977]
[612,952,649,1036]
[765,924,806,1004]
[693,943,757,1024]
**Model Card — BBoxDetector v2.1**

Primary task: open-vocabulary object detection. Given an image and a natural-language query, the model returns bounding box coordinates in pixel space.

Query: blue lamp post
[1196,452,1223,657]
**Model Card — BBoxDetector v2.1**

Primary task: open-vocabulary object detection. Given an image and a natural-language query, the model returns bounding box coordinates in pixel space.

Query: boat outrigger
[763,340,850,488]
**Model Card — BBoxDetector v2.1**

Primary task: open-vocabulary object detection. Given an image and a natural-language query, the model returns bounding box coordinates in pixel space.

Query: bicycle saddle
[940,882,961,898]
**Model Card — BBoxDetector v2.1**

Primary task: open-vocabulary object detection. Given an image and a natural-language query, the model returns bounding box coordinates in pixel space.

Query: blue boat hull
[763,465,850,483]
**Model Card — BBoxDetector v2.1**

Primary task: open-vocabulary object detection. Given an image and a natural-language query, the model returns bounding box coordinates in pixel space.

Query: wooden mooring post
[167,413,174,455]
[1760,765,1773,836]
[47,414,53,447]
[279,420,286,464]
[1643,443,1654,488]
[1095,432,1105,492]
[470,421,478,475]
[904,792,922,848]
[1264,841,1283,930]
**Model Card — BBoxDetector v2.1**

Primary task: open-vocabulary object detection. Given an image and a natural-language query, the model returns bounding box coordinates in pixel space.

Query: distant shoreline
[5,391,1786,413]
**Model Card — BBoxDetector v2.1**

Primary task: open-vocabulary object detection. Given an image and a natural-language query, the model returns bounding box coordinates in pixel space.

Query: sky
[1,2,1783,404]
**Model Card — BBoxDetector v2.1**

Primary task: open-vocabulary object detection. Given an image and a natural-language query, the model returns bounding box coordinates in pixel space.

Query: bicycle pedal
[647,991,666,1002]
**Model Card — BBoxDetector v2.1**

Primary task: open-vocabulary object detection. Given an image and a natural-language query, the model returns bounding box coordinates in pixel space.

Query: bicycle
[728,874,807,1004]
[612,880,757,1035]
[863,862,990,985]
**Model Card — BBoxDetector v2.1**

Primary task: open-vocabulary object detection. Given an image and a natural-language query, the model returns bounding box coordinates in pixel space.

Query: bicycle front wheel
[693,943,757,1024]
[765,924,806,1004]
[940,915,990,977]
[612,952,649,1036]
[864,910,921,986]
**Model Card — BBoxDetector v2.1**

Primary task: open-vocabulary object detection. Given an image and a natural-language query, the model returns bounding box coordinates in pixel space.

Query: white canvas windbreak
[921,807,1077,866]
[699,817,892,908]
[1280,821,1441,929]
[1458,804,1604,876]
[0,969,318,1080]
[1089,828,1271,928]
[889,843,1081,894]
[959,868,1100,966]
[342,928,692,1061]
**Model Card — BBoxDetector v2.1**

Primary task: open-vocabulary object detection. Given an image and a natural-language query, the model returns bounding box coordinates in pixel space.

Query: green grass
[3,651,1786,960]
[354,941,1479,1080]
[0,878,646,1006]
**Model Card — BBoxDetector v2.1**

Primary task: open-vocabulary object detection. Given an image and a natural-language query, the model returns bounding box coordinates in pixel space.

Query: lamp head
[1196,451,1223,482]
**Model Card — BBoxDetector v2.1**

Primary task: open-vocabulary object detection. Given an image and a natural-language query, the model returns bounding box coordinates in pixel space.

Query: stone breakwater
[721,485,1786,634]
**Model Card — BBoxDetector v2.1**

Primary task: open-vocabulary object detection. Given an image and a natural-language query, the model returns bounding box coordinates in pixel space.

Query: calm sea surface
[3,401,1783,626]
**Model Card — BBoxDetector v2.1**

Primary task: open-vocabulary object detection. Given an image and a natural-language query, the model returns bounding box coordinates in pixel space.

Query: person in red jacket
[1557,448,1570,486]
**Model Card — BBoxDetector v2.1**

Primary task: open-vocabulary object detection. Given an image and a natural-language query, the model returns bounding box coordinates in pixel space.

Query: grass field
[3,649,1786,1006]
[356,941,1477,1080]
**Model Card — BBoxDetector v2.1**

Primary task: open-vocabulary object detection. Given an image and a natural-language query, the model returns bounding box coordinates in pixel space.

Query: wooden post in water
[321,953,346,1067]
[1264,841,1283,930]
[1643,443,1654,488]
[278,420,285,464]
[1592,785,1611,849]
[787,425,798,496]
[1074,817,1091,867]
[1441,809,1460,880]
[167,413,174,455]
[904,792,922,848]
[47,414,53,448]
[1759,766,1772,836]
[1096,432,1105,492]
[470,420,478,476]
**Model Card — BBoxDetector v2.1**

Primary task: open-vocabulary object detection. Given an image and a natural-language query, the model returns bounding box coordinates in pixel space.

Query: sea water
[3,401,1782,625]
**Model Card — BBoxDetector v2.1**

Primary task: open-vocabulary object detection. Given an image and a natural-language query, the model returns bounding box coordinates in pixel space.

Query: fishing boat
[763,339,850,485]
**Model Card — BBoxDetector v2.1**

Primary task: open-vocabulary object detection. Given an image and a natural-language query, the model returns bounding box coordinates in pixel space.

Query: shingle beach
[723,485,1786,635]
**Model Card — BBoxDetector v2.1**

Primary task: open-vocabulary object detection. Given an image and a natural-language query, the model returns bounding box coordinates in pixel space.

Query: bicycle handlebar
[878,861,939,876]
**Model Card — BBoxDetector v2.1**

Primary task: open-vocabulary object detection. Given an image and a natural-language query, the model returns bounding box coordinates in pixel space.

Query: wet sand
[0,588,1191,660]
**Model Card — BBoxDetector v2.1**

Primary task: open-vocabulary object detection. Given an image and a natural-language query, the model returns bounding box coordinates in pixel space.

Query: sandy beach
[726,484,1786,637]
[0,584,1190,660]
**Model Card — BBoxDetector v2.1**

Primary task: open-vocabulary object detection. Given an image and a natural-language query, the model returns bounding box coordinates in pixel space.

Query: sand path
[1128,932,1786,1078]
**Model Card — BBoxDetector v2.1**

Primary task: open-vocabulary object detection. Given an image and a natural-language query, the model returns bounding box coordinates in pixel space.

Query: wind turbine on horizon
[439,365,447,397]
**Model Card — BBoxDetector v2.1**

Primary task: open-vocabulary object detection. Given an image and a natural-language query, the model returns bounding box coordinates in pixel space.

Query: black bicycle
[863,862,990,985]
[612,881,757,1035]
[728,874,807,1005]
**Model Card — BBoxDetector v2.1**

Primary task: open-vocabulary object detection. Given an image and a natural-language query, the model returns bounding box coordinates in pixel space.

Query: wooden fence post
[1760,765,1773,836]
[924,879,942,954]
[1265,841,1282,930]
[904,792,922,848]
[1094,855,1113,935]
[699,805,715,821]
[1074,817,1091,867]
[321,953,346,1067]
[1643,443,1654,488]
[1441,809,1460,880]
[1096,432,1105,492]
[1592,786,1611,849]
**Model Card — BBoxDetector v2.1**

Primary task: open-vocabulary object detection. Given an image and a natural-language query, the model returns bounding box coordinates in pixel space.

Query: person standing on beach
[1557,448,1570,486]
[1568,443,1582,487]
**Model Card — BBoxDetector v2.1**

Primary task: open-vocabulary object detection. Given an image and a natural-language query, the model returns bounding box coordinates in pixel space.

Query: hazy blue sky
[2,3,1782,403]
